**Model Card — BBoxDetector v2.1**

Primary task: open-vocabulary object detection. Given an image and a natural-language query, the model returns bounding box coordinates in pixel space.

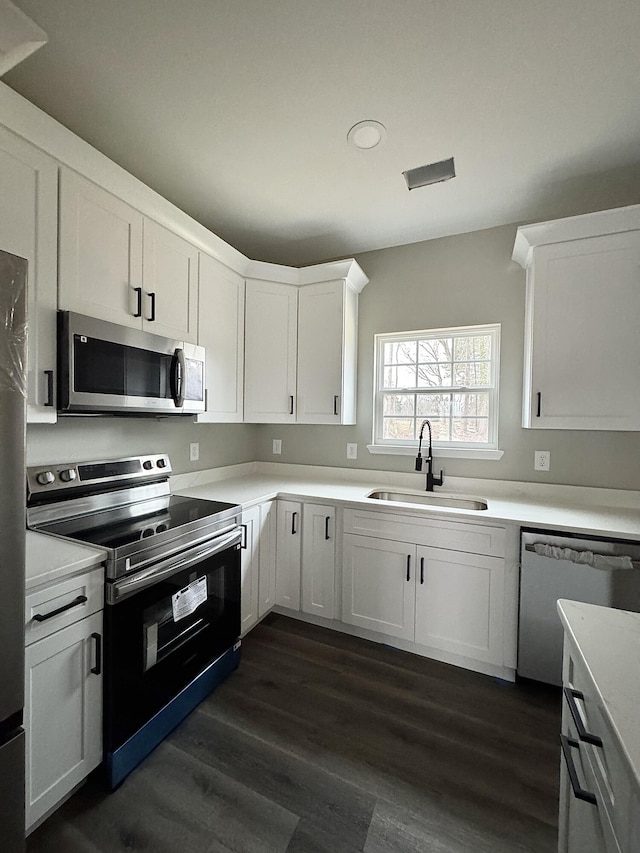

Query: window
[371,324,501,457]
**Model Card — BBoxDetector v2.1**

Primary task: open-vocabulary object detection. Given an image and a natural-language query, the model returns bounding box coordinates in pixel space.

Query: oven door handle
[108,527,242,603]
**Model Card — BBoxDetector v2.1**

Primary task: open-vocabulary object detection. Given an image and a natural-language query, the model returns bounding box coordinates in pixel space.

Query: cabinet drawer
[564,643,631,848]
[25,568,104,646]
[343,508,505,556]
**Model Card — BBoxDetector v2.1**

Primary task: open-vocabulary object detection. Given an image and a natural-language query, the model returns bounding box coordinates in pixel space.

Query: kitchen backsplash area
[27,420,259,474]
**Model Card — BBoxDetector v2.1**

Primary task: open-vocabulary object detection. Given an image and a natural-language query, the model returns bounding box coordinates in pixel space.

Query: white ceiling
[5,0,640,265]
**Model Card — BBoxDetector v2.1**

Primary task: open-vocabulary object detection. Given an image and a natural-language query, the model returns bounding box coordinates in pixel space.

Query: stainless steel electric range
[27,454,242,789]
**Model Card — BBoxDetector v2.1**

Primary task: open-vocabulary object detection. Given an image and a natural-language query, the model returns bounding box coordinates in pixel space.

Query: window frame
[370,323,502,459]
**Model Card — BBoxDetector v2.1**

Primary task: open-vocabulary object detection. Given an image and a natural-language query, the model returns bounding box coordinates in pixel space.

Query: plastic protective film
[0,253,27,398]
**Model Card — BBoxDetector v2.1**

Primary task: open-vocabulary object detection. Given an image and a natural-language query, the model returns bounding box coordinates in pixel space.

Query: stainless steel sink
[367,490,488,511]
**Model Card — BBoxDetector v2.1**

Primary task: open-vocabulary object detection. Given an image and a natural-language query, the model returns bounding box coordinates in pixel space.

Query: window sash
[374,325,500,449]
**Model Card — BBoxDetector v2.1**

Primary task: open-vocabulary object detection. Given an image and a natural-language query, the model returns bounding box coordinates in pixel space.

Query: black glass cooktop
[39,495,239,551]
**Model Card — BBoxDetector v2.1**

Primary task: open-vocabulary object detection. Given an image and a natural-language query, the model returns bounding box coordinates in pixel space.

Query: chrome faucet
[415,419,444,491]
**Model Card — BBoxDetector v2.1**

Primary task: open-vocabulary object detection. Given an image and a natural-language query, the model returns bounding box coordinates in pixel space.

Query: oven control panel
[27,454,172,497]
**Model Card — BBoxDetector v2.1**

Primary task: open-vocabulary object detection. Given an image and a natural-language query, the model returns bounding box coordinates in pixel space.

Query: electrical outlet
[272,439,282,455]
[346,443,358,460]
[189,442,200,462]
[534,450,550,471]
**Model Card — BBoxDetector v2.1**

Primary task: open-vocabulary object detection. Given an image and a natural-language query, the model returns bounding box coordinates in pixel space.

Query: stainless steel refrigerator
[0,249,27,851]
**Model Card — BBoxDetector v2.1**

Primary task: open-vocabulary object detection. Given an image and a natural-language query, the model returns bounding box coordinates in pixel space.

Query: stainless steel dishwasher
[518,528,640,685]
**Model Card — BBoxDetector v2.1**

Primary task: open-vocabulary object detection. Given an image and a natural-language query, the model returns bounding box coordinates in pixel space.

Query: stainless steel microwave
[57,311,205,415]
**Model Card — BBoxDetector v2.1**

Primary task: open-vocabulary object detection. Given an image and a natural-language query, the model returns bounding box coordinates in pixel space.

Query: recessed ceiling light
[347,120,387,150]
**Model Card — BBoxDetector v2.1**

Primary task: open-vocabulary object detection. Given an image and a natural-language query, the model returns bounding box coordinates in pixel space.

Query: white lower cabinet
[275,500,302,610]
[301,504,336,620]
[241,501,277,634]
[25,609,103,831]
[342,534,415,640]
[342,509,507,671]
[24,567,104,831]
[274,500,337,619]
[414,547,505,665]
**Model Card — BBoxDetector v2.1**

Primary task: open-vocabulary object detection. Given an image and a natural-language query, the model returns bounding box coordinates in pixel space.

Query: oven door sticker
[172,576,207,622]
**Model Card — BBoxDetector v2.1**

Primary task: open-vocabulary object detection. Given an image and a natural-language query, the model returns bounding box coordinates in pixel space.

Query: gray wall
[29,221,640,489]
[256,223,640,490]
[27,419,259,473]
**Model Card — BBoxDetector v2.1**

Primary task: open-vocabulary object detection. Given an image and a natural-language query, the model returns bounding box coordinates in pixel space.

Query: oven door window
[105,543,240,751]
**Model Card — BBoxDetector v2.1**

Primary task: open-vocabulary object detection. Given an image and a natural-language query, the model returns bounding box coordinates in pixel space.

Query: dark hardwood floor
[27,614,561,852]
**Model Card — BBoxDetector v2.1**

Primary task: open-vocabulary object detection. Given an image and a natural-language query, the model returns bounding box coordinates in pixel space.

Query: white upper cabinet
[513,205,640,430]
[59,167,144,329]
[197,253,245,422]
[297,280,358,424]
[0,125,58,422]
[142,218,198,343]
[244,259,368,424]
[59,168,198,342]
[244,280,298,423]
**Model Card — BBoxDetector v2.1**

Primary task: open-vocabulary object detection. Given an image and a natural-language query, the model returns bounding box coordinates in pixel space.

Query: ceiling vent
[403,157,456,190]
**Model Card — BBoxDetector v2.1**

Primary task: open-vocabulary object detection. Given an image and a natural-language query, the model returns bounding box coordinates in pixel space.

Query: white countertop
[26,530,106,591]
[173,463,640,540]
[558,599,640,792]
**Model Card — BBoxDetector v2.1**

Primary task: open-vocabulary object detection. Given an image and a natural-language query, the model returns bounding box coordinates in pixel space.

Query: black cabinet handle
[148,291,156,322]
[44,370,54,407]
[325,516,331,540]
[91,632,102,675]
[333,395,339,416]
[291,511,298,535]
[420,556,425,585]
[563,687,603,747]
[536,391,541,418]
[133,286,142,318]
[289,395,294,415]
[240,524,248,549]
[560,735,597,805]
[33,594,87,622]
[406,554,411,581]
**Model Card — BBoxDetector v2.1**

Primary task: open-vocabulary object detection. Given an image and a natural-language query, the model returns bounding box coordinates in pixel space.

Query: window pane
[425,418,450,441]
[453,335,492,361]
[451,417,489,443]
[383,418,415,439]
[383,394,415,416]
[383,365,417,389]
[383,341,416,365]
[453,362,490,387]
[418,338,452,363]
[416,394,451,417]
[417,362,452,387]
[452,392,489,417]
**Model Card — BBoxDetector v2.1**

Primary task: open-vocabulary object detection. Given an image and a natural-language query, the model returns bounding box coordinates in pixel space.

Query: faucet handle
[434,470,444,487]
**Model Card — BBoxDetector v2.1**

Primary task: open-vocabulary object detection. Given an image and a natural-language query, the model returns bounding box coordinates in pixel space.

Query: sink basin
[367,490,488,511]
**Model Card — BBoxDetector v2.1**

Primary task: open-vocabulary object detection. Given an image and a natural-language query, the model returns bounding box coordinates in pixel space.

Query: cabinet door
[142,218,198,343]
[525,232,640,430]
[25,611,102,830]
[258,501,277,617]
[342,534,415,640]
[414,547,505,665]
[301,503,336,619]
[240,505,261,634]
[297,280,354,424]
[197,253,244,422]
[0,126,58,422]
[59,168,144,329]
[244,280,298,422]
[275,500,302,610]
